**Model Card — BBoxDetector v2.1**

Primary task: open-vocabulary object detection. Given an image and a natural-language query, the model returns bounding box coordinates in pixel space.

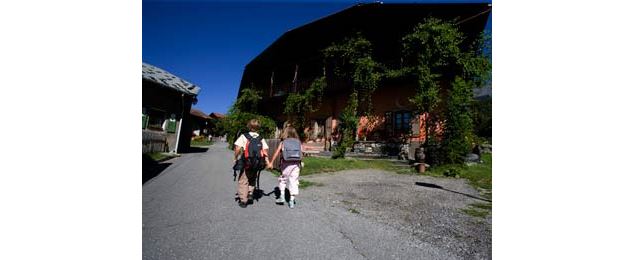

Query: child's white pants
[279,163,300,196]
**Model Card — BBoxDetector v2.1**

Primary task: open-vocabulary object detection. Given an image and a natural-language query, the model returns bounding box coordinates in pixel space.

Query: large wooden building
[237,3,491,157]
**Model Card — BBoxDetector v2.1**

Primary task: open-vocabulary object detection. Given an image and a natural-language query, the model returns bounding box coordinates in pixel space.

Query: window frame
[393,110,412,134]
[146,108,167,131]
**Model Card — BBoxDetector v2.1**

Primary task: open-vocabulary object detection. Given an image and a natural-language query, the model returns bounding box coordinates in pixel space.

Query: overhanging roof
[143,63,201,96]
[238,2,491,97]
[245,2,491,70]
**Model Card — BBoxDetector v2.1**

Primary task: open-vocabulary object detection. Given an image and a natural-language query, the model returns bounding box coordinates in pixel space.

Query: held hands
[266,162,273,169]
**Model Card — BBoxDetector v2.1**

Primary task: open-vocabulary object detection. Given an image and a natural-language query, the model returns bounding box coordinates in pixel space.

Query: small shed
[142,63,200,153]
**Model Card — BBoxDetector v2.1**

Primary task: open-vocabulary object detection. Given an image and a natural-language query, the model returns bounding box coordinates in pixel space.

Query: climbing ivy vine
[323,33,382,116]
[283,75,327,138]
[283,33,382,157]
[323,34,382,158]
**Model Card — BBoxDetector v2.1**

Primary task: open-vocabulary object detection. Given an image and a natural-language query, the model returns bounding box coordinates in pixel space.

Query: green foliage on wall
[321,34,383,158]
[283,75,327,135]
[333,91,359,158]
[323,33,382,116]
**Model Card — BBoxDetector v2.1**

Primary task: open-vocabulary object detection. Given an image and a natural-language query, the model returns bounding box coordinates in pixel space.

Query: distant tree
[219,85,276,148]
[232,84,262,114]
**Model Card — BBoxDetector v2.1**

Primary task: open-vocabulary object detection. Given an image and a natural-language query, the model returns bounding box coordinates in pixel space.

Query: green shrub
[216,85,277,149]
[443,166,463,178]
[441,77,474,164]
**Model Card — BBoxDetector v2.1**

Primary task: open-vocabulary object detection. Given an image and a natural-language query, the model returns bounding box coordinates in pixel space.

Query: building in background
[208,112,225,137]
[142,63,200,153]
[190,108,212,137]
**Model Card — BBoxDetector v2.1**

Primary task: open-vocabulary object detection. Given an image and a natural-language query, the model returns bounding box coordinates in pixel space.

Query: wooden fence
[142,130,168,153]
[265,139,281,170]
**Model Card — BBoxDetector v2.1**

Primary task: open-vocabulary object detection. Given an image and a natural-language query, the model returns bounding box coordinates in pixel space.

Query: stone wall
[352,141,405,157]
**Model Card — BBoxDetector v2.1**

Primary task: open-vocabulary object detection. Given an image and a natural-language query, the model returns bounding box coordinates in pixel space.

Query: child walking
[267,126,303,209]
[234,119,270,208]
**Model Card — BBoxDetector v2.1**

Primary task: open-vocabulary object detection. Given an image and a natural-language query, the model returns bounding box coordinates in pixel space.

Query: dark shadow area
[252,189,264,201]
[142,155,172,184]
[415,182,491,202]
[262,187,289,203]
[182,146,209,153]
[284,188,290,202]
[264,187,279,197]
[233,189,267,203]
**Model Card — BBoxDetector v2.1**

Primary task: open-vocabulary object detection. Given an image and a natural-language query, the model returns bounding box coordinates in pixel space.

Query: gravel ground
[303,169,492,260]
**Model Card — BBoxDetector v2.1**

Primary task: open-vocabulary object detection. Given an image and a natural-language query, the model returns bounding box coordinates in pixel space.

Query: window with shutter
[142,114,148,129]
[147,108,166,131]
[166,120,177,133]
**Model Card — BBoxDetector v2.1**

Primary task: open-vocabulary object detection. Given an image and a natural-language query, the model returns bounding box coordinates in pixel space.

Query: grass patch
[470,202,492,210]
[348,208,360,214]
[461,207,489,218]
[299,180,323,189]
[191,139,213,147]
[301,157,402,175]
[461,202,492,219]
[426,153,492,192]
[145,152,176,162]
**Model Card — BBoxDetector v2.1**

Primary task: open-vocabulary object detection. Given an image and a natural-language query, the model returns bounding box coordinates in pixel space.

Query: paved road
[143,142,459,260]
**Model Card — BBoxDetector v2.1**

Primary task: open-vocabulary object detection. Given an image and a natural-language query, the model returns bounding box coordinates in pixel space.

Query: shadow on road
[233,187,289,204]
[143,155,172,184]
[415,182,491,202]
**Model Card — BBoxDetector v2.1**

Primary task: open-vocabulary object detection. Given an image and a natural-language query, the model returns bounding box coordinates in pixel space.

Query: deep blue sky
[143,0,492,114]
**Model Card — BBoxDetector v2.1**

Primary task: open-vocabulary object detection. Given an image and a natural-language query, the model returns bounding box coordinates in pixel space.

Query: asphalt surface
[143,142,470,259]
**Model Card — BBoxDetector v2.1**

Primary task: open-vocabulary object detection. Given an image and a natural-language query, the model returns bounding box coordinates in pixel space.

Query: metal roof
[142,63,200,96]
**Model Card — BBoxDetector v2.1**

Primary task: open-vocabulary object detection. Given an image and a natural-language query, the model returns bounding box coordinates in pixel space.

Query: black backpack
[242,133,265,171]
